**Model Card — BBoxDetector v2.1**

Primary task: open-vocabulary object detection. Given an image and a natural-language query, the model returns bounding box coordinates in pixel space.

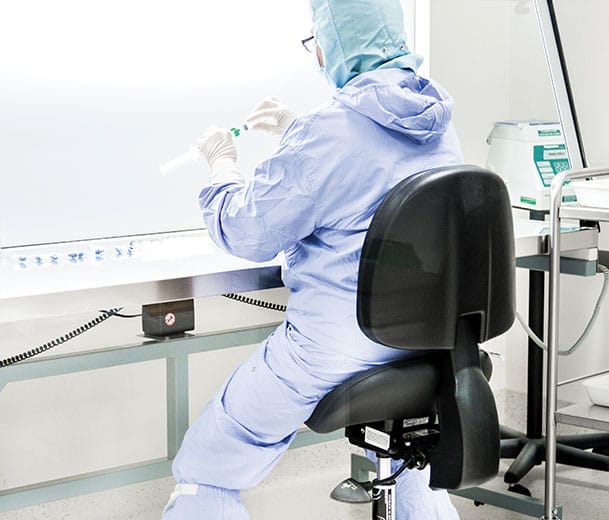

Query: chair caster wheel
[508,484,532,497]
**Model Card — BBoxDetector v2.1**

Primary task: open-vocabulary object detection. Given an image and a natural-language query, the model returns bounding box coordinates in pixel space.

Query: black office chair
[305,165,516,520]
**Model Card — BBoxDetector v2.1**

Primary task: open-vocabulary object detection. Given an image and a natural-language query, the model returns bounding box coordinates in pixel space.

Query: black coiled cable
[1,295,282,369]
[0,308,123,368]
[222,293,287,312]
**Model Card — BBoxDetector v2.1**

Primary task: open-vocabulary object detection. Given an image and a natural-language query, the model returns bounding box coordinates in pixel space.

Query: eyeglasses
[301,35,315,53]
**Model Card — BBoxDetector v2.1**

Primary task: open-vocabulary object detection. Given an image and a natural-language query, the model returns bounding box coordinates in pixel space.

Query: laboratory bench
[0,230,292,512]
[0,217,600,514]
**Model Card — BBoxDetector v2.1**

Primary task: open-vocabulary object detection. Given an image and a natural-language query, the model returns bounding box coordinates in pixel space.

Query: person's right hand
[196,126,244,185]
[245,97,296,136]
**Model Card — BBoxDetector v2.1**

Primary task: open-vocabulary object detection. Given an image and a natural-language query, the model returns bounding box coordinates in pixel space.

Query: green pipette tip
[230,124,248,138]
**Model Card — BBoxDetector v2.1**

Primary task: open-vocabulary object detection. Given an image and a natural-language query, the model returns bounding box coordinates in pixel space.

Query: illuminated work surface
[0,229,283,323]
[0,218,598,324]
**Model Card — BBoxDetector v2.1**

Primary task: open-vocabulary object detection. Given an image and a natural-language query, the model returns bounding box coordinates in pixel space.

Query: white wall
[430,0,557,166]
[552,0,609,168]
[430,0,511,165]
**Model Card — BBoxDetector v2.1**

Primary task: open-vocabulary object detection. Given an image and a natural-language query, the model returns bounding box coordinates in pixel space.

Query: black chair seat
[307,351,493,434]
[306,357,440,434]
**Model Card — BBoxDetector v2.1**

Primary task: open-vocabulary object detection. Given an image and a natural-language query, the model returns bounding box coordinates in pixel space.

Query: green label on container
[538,129,562,137]
[520,196,537,206]
[533,144,571,187]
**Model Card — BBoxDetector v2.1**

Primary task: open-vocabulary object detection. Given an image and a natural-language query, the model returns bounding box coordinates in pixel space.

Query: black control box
[142,299,195,339]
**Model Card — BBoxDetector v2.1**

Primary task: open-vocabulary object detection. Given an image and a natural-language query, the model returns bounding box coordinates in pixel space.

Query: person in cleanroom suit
[162,0,463,518]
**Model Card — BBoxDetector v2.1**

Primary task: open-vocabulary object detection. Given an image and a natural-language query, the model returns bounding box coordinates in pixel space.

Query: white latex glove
[245,97,296,136]
[196,126,245,185]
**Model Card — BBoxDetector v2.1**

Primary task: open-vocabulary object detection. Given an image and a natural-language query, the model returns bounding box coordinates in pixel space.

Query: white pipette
[159,124,249,176]
[159,146,202,176]
[159,117,277,176]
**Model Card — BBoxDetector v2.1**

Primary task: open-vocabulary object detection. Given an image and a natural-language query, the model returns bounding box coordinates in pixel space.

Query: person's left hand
[196,126,244,184]
[245,97,296,136]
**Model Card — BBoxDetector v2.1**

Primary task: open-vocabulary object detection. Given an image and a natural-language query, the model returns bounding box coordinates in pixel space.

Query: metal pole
[545,170,566,520]
[373,457,395,520]
[167,354,190,460]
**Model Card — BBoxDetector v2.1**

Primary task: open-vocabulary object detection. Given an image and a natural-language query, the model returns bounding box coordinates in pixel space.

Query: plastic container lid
[572,179,609,209]
[583,373,609,407]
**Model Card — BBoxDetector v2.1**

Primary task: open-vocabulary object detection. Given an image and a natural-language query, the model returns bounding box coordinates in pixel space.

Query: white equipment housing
[486,120,576,211]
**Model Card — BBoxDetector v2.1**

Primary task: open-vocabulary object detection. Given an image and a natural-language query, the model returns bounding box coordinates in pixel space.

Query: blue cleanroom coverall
[164,66,463,519]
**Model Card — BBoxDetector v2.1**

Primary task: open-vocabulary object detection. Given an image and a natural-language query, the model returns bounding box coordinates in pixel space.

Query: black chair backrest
[358,164,515,350]
[356,165,516,488]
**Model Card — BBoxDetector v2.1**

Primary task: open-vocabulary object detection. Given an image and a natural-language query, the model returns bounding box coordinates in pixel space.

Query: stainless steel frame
[547,167,609,520]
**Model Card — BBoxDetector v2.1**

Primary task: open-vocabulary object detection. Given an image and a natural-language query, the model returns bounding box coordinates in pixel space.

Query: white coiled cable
[516,263,609,356]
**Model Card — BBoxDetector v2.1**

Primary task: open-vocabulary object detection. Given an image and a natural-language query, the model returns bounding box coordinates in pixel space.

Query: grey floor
[2,391,609,519]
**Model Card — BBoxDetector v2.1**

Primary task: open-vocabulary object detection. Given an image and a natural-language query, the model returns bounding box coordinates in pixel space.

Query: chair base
[330,455,398,520]
[330,478,371,503]
[500,426,609,484]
